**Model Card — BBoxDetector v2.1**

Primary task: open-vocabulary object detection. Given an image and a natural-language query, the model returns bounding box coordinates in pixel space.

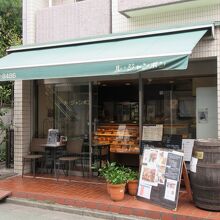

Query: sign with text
[142,125,163,141]
[137,146,184,210]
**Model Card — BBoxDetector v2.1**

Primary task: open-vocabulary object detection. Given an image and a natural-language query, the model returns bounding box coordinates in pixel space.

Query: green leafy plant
[99,162,129,185]
[0,145,6,162]
[127,168,139,181]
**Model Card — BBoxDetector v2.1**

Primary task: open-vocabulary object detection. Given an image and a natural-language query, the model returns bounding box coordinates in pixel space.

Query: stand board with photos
[137,146,184,210]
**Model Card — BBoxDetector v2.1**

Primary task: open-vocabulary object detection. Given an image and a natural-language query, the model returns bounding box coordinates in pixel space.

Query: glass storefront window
[143,79,196,139]
[37,83,89,140]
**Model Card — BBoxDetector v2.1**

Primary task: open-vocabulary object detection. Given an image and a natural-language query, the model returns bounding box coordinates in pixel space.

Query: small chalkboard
[137,146,184,210]
[163,135,182,150]
[47,129,59,144]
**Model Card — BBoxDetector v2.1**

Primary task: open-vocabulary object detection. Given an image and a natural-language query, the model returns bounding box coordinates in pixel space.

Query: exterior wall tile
[14,81,32,174]
[113,0,220,34]
[36,0,111,43]
[17,0,220,175]
[118,0,185,12]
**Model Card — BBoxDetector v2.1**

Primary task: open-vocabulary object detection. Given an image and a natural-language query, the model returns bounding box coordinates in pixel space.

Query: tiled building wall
[112,0,220,33]
[52,0,77,5]
[112,0,220,137]
[23,0,48,44]
[35,0,111,43]
[36,0,111,43]
[16,0,220,174]
[14,81,32,174]
[14,0,48,174]
[118,0,185,12]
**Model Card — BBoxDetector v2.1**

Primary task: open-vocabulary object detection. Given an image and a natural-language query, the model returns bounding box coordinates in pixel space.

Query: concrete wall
[36,0,111,43]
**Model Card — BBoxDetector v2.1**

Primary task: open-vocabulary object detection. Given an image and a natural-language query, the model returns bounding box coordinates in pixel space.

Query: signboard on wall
[137,146,184,210]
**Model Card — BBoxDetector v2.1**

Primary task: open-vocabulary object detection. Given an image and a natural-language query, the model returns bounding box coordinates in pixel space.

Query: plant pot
[127,180,138,196]
[108,183,126,201]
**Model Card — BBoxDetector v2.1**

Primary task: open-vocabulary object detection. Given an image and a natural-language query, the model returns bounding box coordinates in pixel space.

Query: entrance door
[54,83,89,140]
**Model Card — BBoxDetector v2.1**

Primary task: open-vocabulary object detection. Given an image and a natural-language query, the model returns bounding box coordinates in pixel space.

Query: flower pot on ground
[108,183,126,201]
[107,168,127,201]
[127,169,139,196]
[99,162,127,201]
[99,162,117,194]
[127,180,138,196]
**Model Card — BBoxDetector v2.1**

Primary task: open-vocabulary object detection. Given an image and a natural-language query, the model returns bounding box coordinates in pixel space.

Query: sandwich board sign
[137,146,184,210]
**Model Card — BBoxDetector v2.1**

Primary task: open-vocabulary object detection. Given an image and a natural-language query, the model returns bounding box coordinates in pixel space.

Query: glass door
[54,83,89,140]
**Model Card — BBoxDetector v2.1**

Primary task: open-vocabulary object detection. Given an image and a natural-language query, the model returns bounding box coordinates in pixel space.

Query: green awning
[0,29,207,81]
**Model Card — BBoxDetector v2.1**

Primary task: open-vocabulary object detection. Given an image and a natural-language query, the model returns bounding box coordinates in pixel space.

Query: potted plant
[99,162,127,201]
[127,168,139,196]
[99,162,117,194]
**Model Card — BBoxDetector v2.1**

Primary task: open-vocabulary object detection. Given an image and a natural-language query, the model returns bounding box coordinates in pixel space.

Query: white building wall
[23,0,48,44]
[14,80,32,174]
[112,0,220,33]
[15,0,220,174]
[14,0,48,174]
[36,0,111,43]
[112,0,220,137]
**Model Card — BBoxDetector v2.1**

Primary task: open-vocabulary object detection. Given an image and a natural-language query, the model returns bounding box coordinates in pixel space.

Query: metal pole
[170,89,173,135]
[89,81,93,176]
[139,74,143,146]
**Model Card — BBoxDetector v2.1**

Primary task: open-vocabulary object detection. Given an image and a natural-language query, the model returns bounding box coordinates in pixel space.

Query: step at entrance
[0,190,11,200]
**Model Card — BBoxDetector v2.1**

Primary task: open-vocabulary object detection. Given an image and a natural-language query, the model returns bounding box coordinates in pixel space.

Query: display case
[94,124,139,154]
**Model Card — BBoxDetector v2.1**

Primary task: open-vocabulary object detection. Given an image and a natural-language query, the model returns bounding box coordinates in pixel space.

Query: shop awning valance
[0,29,207,81]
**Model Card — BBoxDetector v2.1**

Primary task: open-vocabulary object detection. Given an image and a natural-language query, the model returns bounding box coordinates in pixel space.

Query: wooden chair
[57,138,87,181]
[22,138,47,178]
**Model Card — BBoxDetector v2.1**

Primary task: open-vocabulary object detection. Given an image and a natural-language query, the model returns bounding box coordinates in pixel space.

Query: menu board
[142,125,163,141]
[137,146,184,210]
[47,129,59,144]
[182,139,194,161]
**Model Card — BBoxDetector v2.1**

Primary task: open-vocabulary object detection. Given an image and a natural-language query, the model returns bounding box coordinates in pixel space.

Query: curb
[6,197,153,220]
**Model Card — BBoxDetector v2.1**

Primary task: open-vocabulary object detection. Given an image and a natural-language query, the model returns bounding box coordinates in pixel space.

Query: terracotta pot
[108,183,126,201]
[127,180,138,196]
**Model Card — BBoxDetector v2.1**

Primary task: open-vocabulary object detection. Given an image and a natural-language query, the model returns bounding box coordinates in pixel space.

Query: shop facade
[0,0,219,175]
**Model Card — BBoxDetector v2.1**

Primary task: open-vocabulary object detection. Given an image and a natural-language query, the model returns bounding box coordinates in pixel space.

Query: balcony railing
[36,0,111,43]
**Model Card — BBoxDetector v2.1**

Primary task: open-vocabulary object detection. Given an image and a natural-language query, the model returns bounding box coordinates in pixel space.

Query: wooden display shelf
[95,134,136,137]
[110,149,140,154]
[94,123,139,155]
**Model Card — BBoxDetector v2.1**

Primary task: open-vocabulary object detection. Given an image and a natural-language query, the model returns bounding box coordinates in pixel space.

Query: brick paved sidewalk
[0,175,219,220]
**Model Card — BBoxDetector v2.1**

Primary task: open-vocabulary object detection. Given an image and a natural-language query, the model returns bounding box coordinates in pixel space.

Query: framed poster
[47,129,59,144]
[137,146,184,210]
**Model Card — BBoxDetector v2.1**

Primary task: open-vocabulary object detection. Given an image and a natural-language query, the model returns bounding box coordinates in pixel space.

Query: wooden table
[41,143,66,177]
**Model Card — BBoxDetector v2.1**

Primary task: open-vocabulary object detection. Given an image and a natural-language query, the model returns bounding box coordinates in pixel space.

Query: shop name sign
[115,61,166,73]
[0,73,16,80]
